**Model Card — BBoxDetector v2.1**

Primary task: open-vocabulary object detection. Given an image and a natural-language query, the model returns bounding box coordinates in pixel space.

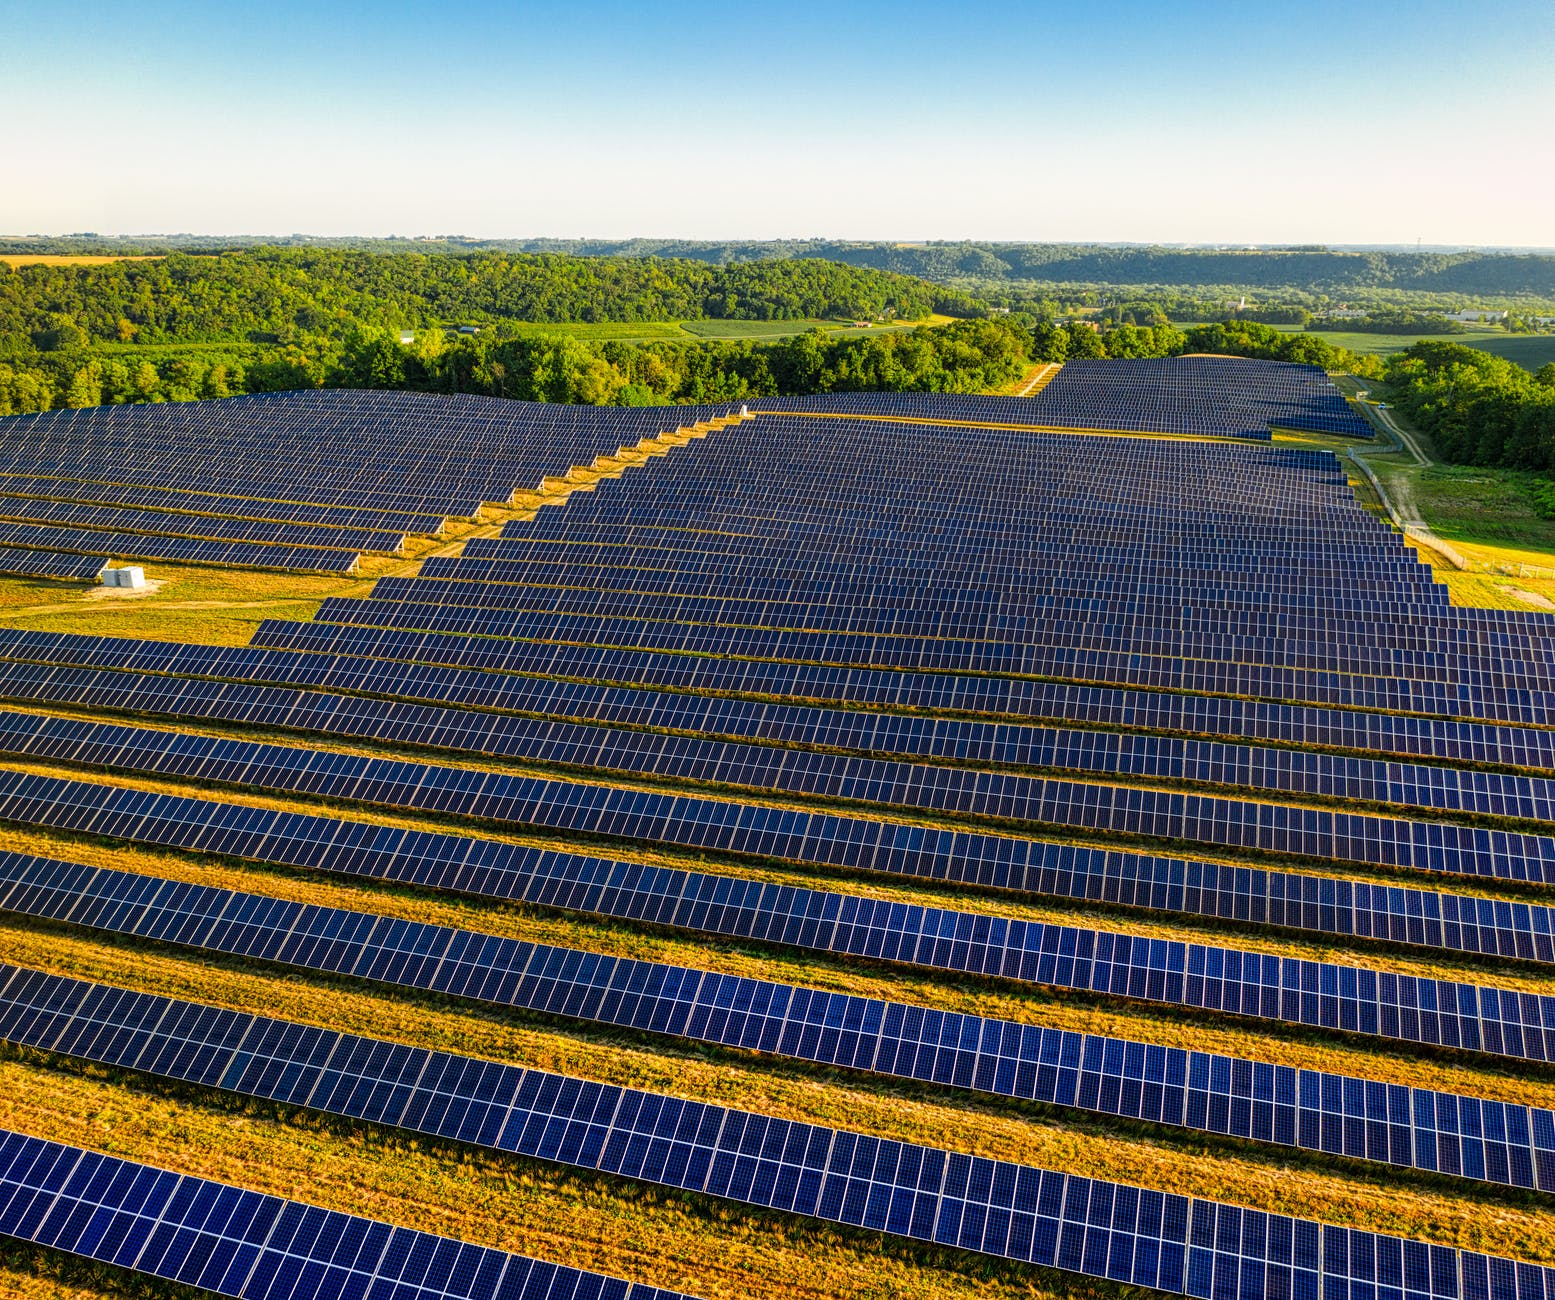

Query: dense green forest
[9,236,1554,302]
[1383,343,1555,475]
[1308,310,1467,335]
[0,248,996,413]
[0,310,1390,419]
[0,249,977,345]
[3,245,1524,420]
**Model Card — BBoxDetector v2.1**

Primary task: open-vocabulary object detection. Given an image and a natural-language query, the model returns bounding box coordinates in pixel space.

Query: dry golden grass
[3,921,1552,1286]
[1,815,1551,1117]
[0,1253,174,1300]
[0,255,163,267]
[0,748,1550,1012]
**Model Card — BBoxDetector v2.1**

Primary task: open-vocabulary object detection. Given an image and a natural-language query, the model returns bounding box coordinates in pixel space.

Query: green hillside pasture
[680,318,922,340]
[1272,324,1555,368]
[1460,333,1555,369]
[484,320,689,342]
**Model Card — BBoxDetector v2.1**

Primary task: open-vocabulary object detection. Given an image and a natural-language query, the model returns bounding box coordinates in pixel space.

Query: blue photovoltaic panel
[0,856,1549,1194]
[8,625,1555,775]
[748,360,1373,440]
[0,707,1546,897]
[6,652,1555,832]
[0,1124,696,1300]
[248,613,1555,735]
[0,773,1548,1066]
[0,473,448,534]
[0,496,405,554]
[0,390,741,518]
[0,521,359,574]
[0,668,1546,966]
[0,549,107,581]
[0,962,1544,1300]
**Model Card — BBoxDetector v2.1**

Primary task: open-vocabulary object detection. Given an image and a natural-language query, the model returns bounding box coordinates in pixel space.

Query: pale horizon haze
[3,0,1553,247]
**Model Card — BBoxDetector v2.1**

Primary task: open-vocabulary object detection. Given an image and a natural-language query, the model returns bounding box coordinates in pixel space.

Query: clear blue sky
[3,0,1552,245]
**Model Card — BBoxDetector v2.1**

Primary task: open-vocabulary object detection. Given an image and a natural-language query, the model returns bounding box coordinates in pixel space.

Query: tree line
[0,249,981,351]
[0,319,1035,416]
[1383,342,1555,473]
[1307,310,1465,335]
[1,313,1396,420]
[1024,318,1385,375]
[10,237,1554,300]
[0,247,1419,421]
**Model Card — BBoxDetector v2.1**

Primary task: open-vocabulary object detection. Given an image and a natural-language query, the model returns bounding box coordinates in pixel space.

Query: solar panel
[0,707,1544,904]
[0,771,1547,1067]
[0,668,1545,965]
[0,1125,696,1299]
[0,858,1546,1193]
[8,624,1555,774]
[0,960,1542,1300]
[0,548,107,581]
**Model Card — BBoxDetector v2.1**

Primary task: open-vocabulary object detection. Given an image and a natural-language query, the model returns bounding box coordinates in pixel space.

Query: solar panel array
[0,389,741,575]
[750,357,1373,440]
[0,372,1548,1300]
[0,495,406,554]
[0,548,107,582]
[0,1125,695,1300]
[1,854,1550,1193]
[1,961,1550,1300]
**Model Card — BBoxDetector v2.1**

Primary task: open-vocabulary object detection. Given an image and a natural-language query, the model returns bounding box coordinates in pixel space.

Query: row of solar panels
[0,767,1547,1069]
[367,583,1555,684]
[0,495,405,553]
[440,554,1443,600]
[487,522,1418,558]
[536,409,1357,478]
[2,705,1550,909]
[253,615,1555,731]
[0,548,113,581]
[746,359,1373,441]
[0,471,450,534]
[0,523,360,574]
[2,961,1541,1300]
[270,594,1555,684]
[8,627,1555,859]
[513,460,1369,518]
[379,583,1543,672]
[379,582,1458,625]
[0,1125,693,1300]
[6,647,1555,828]
[4,851,1547,1195]
[0,391,743,519]
[0,663,1547,966]
[296,603,1555,723]
[3,624,1553,775]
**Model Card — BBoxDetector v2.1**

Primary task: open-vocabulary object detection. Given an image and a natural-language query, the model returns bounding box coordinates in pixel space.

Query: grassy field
[0,254,163,267]
[680,317,945,341]
[1454,334,1555,369]
[1296,380,1555,608]
[493,320,692,342]
[494,316,951,344]
[1270,324,1555,369]
[1275,431,1555,610]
